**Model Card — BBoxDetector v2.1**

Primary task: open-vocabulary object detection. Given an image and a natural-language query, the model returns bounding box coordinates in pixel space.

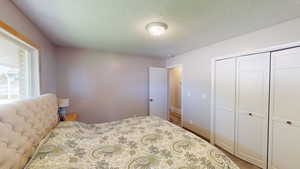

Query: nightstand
[64,113,78,121]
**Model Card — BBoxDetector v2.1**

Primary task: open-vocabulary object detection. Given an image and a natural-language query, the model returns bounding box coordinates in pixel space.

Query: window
[0,28,40,104]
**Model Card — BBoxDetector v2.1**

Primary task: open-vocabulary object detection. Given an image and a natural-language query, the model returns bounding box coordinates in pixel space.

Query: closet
[268,48,300,169]
[212,46,300,169]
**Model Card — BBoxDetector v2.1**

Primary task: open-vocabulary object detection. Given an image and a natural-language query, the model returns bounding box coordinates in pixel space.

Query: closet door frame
[211,58,216,144]
[211,42,300,169]
[211,42,300,144]
[267,51,276,169]
[268,52,276,169]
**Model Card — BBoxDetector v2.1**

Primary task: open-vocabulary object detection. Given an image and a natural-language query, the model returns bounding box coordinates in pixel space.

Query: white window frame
[0,27,40,102]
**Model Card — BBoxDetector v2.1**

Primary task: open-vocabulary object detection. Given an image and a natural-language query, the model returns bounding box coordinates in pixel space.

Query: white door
[149,67,167,119]
[269,48,300,169]
[214,58,236,154]
[235,53,270,168]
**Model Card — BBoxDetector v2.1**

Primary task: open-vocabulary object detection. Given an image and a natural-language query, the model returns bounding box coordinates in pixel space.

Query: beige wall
[168,67,182,112]
[56,47,164,123]
[167,17,300,139]
[0,0,56,93]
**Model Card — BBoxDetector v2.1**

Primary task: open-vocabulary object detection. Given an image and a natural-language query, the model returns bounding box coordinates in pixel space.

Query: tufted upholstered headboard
[0,94,59,169]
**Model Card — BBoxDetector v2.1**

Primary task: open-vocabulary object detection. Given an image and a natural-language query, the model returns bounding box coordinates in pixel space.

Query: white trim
[213,41,300,61]
[234,57,238,157]
[167,64,184,127]
[210,59,216,144]
[32,49,40,96]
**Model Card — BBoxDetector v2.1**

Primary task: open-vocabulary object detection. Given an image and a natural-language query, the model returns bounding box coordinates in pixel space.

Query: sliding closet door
[269,48,300,169]
[235,53,270,168]
[214,58,236,154]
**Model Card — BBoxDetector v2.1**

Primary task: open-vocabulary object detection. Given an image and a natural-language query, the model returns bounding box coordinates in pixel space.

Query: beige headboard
[0,94,58,169]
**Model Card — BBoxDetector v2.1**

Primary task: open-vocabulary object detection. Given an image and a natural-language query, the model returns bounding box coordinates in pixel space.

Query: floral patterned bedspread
[25,116,239,169]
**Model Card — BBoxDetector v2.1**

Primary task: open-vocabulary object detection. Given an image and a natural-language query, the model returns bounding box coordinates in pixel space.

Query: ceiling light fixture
[146,22,168,36]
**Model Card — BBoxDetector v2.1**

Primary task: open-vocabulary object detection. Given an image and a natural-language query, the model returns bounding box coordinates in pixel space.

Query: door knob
[248,113,253,117]
[286,121,292,125]
[149,98,154,102]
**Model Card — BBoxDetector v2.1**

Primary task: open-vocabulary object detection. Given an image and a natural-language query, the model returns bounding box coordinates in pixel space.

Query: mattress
[25,116,239,169]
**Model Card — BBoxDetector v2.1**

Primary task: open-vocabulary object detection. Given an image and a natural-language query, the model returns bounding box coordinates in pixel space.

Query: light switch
[201,94,207,99]
[187,92,191,97]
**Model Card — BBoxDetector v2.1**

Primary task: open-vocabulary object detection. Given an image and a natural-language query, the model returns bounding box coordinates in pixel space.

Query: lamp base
[58,107,67,121]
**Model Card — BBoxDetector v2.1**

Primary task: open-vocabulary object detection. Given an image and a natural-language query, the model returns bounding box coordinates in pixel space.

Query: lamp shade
[58,98,69,108]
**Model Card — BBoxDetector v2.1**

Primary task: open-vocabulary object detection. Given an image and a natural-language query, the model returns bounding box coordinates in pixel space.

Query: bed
[0,94,239,169]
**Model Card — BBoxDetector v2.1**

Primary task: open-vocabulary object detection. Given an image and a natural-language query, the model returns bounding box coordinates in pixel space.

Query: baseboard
[183,121,210,141]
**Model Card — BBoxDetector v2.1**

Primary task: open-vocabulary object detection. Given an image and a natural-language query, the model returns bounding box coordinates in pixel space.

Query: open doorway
[168,65,182,126]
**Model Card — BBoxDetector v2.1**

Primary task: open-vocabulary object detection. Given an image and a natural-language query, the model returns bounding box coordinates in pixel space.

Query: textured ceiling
[13,0,300,58]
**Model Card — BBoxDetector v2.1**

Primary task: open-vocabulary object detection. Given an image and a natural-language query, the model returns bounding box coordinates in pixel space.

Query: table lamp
[58,98,69,121]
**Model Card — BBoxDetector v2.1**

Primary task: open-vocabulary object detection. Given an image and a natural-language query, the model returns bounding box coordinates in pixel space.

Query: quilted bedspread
[25,116,239,169]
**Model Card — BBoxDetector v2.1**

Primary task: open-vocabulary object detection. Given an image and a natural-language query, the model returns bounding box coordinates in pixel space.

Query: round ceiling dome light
[146,22,168,36]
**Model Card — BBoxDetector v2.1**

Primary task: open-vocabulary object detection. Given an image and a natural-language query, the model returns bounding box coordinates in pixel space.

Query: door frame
[167,64,183,127]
